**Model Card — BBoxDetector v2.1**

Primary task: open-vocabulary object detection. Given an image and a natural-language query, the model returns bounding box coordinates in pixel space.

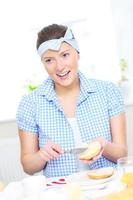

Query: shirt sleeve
[106,82,125,118]
[16,94,38,134]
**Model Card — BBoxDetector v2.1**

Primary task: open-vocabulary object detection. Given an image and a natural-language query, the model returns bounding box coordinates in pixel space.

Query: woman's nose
[55,58,65,71]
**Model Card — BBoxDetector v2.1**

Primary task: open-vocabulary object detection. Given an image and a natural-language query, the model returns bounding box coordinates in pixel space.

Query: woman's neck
[55,77,80,97]
[55,77,80,118]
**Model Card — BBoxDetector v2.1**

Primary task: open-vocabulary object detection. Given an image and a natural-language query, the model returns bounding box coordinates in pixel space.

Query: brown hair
[36,24,68,49]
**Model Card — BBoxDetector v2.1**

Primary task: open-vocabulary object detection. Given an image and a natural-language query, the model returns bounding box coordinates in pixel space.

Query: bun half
[87,167,114,179]
[79,141,101,160]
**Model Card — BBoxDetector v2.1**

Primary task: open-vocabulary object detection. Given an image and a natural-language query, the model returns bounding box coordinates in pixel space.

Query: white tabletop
[0,173,125,200]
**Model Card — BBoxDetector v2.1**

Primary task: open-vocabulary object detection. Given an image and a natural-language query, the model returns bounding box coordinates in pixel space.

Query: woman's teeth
[57,71,69,77]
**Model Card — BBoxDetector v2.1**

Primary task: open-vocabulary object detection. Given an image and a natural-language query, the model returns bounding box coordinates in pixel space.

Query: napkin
[22,175,46,197]
[39,187,68,200]
[2,181,23,200]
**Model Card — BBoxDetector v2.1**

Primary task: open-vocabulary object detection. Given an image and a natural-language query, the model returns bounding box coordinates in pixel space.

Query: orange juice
[121,172,133,186]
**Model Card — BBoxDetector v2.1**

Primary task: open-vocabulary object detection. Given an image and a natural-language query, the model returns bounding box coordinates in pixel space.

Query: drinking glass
[117,156,133,185]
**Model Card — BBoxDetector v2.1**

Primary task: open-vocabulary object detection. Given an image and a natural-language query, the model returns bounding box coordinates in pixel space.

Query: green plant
[120,58,128,81]
[26,83,39,92]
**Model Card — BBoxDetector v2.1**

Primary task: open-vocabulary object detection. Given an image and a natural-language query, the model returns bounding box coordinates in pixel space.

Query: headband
[37,28,80,57]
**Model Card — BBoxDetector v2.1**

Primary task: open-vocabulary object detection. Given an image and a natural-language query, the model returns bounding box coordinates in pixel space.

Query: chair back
[0,137,28,185]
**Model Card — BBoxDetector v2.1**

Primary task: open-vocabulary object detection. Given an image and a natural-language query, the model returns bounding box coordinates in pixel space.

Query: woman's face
[41,42,79,88]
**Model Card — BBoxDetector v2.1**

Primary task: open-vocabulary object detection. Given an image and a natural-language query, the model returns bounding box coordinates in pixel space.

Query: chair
[0,137,29,185]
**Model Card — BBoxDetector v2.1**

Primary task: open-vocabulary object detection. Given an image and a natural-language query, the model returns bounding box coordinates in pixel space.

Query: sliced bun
[0,181,5,191]
[105,188,133,200]
[79,141,101,160]
[87,167,114,179]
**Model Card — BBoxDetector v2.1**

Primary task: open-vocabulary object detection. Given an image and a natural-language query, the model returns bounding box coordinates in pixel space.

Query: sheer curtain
[0,0,121,121]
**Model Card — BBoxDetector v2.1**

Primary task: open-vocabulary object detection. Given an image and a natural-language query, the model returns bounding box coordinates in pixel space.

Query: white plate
[66,169,116,191]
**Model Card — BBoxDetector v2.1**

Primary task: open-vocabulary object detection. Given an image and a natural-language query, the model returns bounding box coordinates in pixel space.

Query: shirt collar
[37,71,96,101]
[78,71,96,105]
[37,77,56,101]
[79,71,96,93]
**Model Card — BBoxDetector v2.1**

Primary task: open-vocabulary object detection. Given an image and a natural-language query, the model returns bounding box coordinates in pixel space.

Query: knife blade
[64,147,88,154]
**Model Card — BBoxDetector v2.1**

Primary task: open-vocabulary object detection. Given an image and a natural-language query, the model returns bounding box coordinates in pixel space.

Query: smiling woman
[15,23,127,178]
[0,0,128,122]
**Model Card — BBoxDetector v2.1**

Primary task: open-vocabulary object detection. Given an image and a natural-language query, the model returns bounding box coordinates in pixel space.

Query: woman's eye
[45,59,52,64]
[63,53,69,57]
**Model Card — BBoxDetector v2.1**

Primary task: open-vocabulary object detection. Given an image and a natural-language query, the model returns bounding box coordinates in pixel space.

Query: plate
[66,169,116,191]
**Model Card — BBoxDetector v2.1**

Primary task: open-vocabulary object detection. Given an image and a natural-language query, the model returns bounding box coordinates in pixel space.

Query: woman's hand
[38,140,64,162]
[80,136,108,165]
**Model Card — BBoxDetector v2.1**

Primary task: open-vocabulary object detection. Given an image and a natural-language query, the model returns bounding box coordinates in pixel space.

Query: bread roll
[0,181,4,191]
[87,167,114,179]
[105,188,133,200]
[63,183,81,200]
[79,141,101,160]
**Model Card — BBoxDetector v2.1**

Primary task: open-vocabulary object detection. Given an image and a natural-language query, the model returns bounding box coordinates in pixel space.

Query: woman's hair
[36,24,68,49]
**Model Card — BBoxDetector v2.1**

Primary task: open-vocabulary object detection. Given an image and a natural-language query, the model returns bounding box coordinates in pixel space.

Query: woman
[16,24,127,178]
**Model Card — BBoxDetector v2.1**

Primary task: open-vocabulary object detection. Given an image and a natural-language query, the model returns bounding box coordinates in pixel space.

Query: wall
[111,0,133,77]
[0,120,18,138]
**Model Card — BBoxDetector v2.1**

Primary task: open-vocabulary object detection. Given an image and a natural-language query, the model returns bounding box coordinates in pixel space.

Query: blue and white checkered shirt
[16,71,125,177]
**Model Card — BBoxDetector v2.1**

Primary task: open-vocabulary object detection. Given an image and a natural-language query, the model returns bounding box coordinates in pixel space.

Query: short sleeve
[16,95,38,134]
[107,82,125,118]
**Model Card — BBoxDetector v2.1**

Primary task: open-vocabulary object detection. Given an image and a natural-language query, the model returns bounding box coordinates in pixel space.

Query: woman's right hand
[38,141,64,162]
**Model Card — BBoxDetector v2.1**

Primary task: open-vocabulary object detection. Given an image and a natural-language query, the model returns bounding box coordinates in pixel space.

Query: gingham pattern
[16,71,125,177]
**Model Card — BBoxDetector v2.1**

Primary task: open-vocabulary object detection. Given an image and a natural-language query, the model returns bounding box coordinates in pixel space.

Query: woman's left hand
[80,136,108,165]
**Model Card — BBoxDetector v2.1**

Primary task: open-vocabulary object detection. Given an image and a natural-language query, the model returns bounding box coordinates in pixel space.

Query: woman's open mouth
[56,70,70,80]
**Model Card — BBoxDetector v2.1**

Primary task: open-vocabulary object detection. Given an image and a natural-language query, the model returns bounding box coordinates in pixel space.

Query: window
[0,0,124,121]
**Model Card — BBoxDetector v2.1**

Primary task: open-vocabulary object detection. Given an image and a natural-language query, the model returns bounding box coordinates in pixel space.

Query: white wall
[111,0,133,78]
[0,120,18,138]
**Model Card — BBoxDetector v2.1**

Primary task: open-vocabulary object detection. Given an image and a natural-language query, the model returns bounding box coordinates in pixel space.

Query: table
[46,173,125,200]
[0,172,125,200]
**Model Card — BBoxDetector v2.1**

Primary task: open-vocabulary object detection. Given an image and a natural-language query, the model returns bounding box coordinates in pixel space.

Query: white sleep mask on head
[37,28,80,57]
